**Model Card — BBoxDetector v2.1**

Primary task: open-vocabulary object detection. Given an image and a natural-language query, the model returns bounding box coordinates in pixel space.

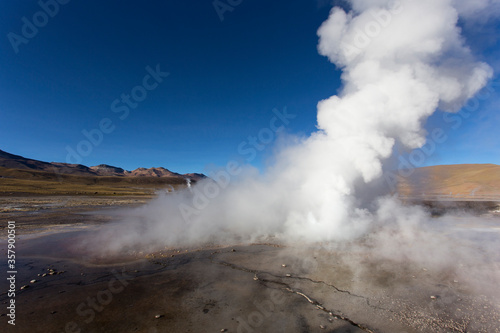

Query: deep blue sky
[0,1,499,174]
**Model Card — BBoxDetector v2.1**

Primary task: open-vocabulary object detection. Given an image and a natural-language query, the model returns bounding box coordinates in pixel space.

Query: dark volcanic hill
[126,167,181,178]
[89,164,126,177]
[0,149,205,181]
[0,149,92,174]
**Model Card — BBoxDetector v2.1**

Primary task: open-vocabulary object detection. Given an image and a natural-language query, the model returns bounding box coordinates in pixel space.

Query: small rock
[20,285,29,290]
[320,325,326,329]
[30,279,37,283]
[42,273,47,277]
[453,280,458,283]
[328,312,333,316]
[328,318,333,323]
[253,275,258,281]
[221,329,227,332]
[281,264,287,267]
[231,249,236,252]
[285,274,291,277]
[154,314,163,319]
[430,296,437,299]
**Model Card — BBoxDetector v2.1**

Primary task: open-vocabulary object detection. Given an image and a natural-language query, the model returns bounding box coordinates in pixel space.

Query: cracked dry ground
[2,240,499,333]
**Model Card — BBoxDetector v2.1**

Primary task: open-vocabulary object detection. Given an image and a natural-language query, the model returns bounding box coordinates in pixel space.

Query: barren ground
[1,196,500,333]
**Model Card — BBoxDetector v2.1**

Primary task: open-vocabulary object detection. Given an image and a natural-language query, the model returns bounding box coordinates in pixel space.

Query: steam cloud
[84,0,497,270]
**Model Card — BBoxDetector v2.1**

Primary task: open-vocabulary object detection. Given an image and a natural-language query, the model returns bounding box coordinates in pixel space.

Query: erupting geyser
[87,0,496,251]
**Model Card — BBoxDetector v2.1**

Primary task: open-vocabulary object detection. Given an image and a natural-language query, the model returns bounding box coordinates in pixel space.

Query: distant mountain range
[0,149,205,181]
[1,149,499,200]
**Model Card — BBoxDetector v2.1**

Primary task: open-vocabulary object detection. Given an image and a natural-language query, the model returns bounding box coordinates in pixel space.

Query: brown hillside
[398,164,500,200]
[0,149,205,196]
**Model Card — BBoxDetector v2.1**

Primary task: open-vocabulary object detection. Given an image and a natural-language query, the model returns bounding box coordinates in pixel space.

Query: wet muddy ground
[0,196,151,236]
[1,196,500,333]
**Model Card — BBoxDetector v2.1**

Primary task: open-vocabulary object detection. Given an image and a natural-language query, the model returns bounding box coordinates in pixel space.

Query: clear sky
[0,1,499,174]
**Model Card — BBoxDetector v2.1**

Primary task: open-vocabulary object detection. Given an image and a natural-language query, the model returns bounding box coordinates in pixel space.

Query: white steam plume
[83,0,494,253]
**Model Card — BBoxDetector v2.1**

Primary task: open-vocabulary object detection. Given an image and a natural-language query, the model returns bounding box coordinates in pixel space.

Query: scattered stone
[281,264,287,267]
[20,285,29,290]
[51,311,57,314]
[221,329,227,332]
[453,280,458,283]
[42,273,47,277]
[328,318,333,323]
[231,249,236,252]
[171,255,175,257]
[430,296,437,299]
[320,325,326,329]
[328,312,333,316]
[253,275,258,281]
[30,279,37,283]
[285,274,291,277]
[154,314,163,319]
